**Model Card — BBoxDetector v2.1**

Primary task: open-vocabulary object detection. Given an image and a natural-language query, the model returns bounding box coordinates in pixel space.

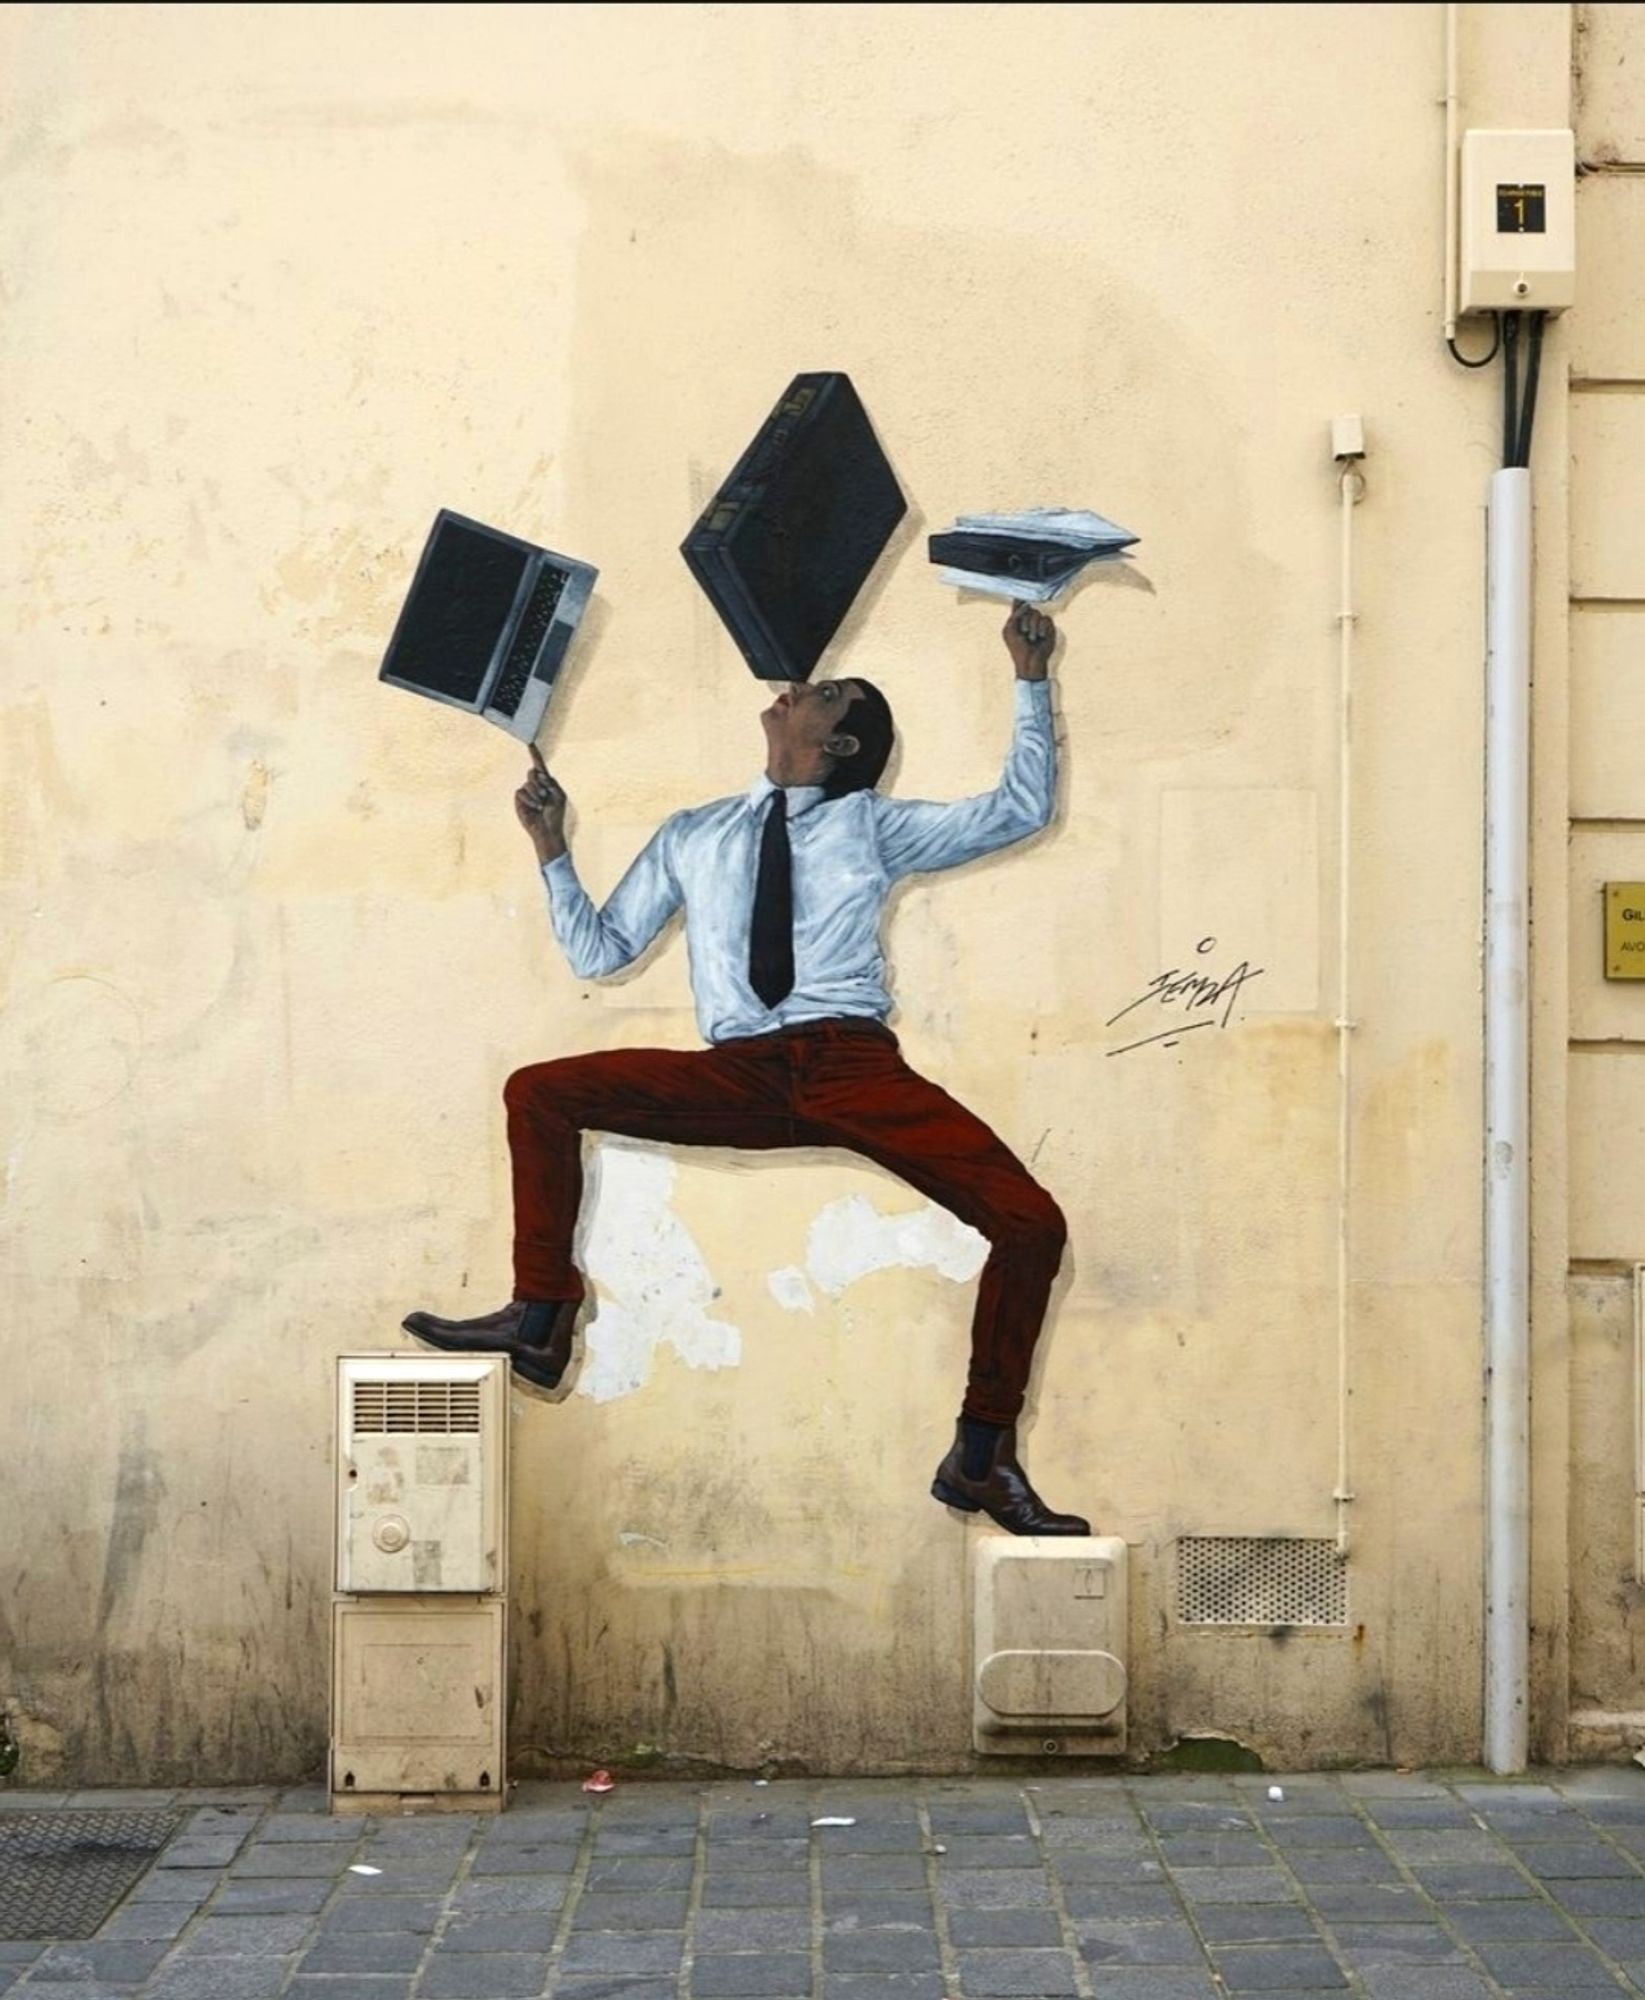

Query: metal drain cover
[0,1811,183,1941]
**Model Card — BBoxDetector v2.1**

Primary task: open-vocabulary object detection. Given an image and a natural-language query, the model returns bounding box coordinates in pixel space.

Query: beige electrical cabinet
[973,1536,1128,1757]
[331,1355,509,1813]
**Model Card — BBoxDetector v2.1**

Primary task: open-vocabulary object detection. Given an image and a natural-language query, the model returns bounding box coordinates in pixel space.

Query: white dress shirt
[542,677,1056,1044]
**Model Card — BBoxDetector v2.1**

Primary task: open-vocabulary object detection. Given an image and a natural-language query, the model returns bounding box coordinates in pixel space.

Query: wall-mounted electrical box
[1459,129,1576,316]
[973,1537,1128,1757]
[337,1355,506,1594]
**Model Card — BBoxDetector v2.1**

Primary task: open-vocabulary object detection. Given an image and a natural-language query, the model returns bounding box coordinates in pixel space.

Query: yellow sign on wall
[1605,884,1645,979]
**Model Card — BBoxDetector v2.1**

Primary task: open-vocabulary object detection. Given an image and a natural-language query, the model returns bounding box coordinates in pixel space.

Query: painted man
[405,604,1088,1536]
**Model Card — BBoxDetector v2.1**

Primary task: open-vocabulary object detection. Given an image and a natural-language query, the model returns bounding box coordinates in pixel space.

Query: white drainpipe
[1484,465,1531,1775]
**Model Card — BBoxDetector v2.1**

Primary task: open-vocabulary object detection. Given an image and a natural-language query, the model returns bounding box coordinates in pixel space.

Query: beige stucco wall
[0,2,1581,1783]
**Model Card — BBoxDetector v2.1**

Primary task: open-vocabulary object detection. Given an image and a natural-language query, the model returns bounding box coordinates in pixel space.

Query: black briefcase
[682,372,906,682]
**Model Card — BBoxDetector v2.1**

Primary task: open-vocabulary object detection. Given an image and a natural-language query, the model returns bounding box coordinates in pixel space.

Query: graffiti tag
[1105,937,1264,1056]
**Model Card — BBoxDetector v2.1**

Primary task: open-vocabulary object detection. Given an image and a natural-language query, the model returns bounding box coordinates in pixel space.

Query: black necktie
[749,791,795,1008]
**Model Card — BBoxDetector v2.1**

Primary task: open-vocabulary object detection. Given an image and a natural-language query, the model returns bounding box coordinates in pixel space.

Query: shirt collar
[746,774,828,818]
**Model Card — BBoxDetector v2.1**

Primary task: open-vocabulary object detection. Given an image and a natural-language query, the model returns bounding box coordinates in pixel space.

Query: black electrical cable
[1447,312,1502,370]
[1501,310,1521,468]
[1513,310,1547,468]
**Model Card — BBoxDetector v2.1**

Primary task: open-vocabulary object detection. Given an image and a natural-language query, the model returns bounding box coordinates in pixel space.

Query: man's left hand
[1004,602,1055,680]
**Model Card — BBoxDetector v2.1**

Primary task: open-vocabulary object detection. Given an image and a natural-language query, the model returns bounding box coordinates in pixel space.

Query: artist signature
[1105,937,1265,1056]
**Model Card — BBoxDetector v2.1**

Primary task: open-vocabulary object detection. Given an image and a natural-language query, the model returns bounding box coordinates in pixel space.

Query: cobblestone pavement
[9,1768,1645,1998]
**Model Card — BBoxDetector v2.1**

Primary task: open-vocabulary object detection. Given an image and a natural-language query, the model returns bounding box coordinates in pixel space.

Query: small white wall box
[332,1597,505,1812]
[1459,129,1576,315]
[337,1355,506,1594]
[973,1536,1128,1756]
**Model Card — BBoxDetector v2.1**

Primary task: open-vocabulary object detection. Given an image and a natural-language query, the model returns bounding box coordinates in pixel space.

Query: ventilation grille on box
[1177,1537,1347,1627]
[352,1379,481,1434]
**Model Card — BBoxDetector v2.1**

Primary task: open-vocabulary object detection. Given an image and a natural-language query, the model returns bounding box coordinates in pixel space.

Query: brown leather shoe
[931,1422,1091,1535]
[402,1299,579,1392]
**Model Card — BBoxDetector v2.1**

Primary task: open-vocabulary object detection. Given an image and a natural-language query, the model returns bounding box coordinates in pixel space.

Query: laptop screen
[386,518,531,703]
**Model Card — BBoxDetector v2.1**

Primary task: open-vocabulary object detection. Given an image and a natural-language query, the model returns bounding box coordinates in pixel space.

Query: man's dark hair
[822,679,894,799]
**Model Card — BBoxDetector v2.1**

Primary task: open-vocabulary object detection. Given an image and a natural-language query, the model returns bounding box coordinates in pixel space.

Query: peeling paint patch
[767,1265,815,1314]
[240,759,270,829]
[618,1531,669,1551]
[804,1195,988,1297]
[576,1148,742,1402]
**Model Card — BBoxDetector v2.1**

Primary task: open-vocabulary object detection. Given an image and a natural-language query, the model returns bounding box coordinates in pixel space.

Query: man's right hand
[516,744,568,863]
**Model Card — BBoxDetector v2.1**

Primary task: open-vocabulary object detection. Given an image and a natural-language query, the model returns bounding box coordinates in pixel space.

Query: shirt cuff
[541,854,579,899]
[1015,675,1052,716]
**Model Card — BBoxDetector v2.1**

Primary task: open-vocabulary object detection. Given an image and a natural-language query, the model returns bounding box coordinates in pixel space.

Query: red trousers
[503,1019,1066,1424]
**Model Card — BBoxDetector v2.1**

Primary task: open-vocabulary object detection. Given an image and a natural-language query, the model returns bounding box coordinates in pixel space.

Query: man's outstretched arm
[872,603,1059,880]
[518,746,682,978]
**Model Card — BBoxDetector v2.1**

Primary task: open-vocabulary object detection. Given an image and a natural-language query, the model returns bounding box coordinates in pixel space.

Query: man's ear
[824,732,860,762]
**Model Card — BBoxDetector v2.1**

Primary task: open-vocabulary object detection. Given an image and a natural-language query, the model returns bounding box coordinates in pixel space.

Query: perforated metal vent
[1177,1537,1347,1627]
[352,1379,481,1434]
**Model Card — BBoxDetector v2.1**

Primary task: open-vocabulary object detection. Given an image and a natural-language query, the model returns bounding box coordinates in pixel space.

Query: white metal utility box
[331,1354,509,1814]
[973,1536,1128,1757]
[336,1354,506,1594]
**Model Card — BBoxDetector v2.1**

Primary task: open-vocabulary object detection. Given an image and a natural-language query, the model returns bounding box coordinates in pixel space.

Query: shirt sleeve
[541,819,683,978]
[870,677,1057,880]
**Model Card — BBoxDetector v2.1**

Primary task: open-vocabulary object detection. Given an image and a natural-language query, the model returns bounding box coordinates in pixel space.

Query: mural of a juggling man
[405,601,1089,1536]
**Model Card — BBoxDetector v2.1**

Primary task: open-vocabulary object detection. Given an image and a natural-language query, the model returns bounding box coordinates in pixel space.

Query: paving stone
[1382,1831,1511,1865]
[1074,1918,1204,1964]
[299,1931,426,1974]
[287,1982,415,2000]
[0,1948,43,1967]
[693,1909,812,1951]
[1485,1809,1594,1841]
[1262,1818,1375,1849]
[825,1854,926,1891]
[1170,1868,1300,1904]
[95,1903,195,1942]
[274,1787,332,1812]
[1048,1850,1166,1882]
[1060,1884,1180,1919]
[947,1908,1065,1948]
[1473,1940,1632,1987]
[1554,1877,1645,1915]
[1144,1806,1254,1833]
[932,1836,1041,1870]
[1302,1885,1433,1922]
[468,1841,579,1874]
[1283,1848,1402,1885]
[1329,1923,1464,1961]
[1036,1971,1218,1998]
[1411,1863,1536,1899]
[23,1940,170,1983]
[816,1823,926,1854]
[569,1891,691,1931]
[1192,1905,1321,1943]
[557,1985,677,2000]
[213,1878,333,1914]
[1155,1833,1274,1868]
[415,1953,549,1999]
[156,1837,247,1869]
[177,1914,315,1955]
[232,1841,355,1877]
[820,1893,935,1930]
[936,1870,1053,1909]
[338,1859,461,1891]
[559,1932,685,1977]
[1210,1945,1348,1990]
[822,1929,940,1972]
[1517,1842,1640,1878]
[689,1951,813,1996]
[953,1947,1081,1995]
[821,1976,947,2000]
[700,1875,811,1908]
[928,1806,1033,1836]
[258,1814,359,1842]
[1362,1801,1478,1829]
[584,1857,694,1892]
[708,1809,814,1841]
[1354,1970,1498,1999]
[319,1895,444,1935]
[589,1828,695,1856]
[146,1961,292,1999]
[708,1843,808,1872]
[1579,1915,1645,1952]
[127,1872,215,1906]
[1447,1897,1578,1941]
[446,1875,568,1913]
[364,1819,476,1847]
